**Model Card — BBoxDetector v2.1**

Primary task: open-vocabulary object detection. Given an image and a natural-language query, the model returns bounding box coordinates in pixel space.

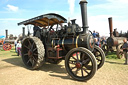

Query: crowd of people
[92,30,107,47]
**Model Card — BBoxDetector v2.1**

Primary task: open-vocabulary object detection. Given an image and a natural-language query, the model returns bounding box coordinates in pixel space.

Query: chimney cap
[108,17,112,19]
[79,0,88,4]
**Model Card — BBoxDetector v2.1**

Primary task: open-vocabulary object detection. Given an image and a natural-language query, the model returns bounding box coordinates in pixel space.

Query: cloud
[6,4,19,12]
[68,0,75,14]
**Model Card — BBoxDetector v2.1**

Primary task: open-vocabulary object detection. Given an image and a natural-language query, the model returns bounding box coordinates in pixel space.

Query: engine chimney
[5,29,8,39]
[22,27,25,38]
[108,17,114,37]
[79,0,89,34]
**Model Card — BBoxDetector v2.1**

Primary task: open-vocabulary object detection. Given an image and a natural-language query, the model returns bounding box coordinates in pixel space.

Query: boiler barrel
[52,34,95,51]
[107,37,126,46]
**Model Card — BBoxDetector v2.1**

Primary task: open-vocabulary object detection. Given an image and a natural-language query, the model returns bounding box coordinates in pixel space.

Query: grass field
[0,48,128,85]
[0,48,126,65]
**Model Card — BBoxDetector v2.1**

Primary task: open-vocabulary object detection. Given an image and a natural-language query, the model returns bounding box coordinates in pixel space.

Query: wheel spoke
[82,58,90,64]
[33,53,38,56]
[71,56,77,61]
[71,66,76,70]
[96,58,101,62]
[83,68,89,74]
[74,68,80,75]
[27,39,32,47]
[32,56,37,62]
[84,65,92,70]
[33,47,37,52]
[81,68,84,77]
[76,52,79,61]
[27,58,31,64]
[32,60,35,67]
[24,45,30,50]
[31,42,34,50]
[80,53,85,61]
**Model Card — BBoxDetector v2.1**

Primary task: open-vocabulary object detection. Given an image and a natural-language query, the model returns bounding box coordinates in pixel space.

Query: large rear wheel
[93,45,105,69]
[65,47,97,81]
[21,36,45,69]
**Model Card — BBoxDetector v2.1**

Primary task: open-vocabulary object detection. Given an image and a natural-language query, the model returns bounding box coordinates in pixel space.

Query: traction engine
[102,17,127,59]
[18,0,105,81]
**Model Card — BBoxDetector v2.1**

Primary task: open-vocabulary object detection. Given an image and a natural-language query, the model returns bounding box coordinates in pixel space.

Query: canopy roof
[18,13,67,27]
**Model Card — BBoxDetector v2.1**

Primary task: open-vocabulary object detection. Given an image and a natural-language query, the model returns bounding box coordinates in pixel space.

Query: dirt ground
[0,50,128,85]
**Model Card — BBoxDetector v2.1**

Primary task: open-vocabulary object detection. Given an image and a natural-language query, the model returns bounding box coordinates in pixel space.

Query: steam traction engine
[18,0,105,81]
[2,30,17,51]
[102,17,126,58]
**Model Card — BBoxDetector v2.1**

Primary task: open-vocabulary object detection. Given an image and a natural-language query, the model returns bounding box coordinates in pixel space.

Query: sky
[0,0,128,37]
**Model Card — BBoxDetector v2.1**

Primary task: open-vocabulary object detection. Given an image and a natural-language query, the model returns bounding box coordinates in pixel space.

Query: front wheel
[65,47,97,81]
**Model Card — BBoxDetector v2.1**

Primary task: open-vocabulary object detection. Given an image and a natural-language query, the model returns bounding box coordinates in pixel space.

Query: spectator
[92,30,97,38]
[94,38,99,46]
[96,32,101,47]
[16,41,22,56]
[96,32,99,38]
[122,38,128,65]
[14,39,17,52]
[101,37,106,45]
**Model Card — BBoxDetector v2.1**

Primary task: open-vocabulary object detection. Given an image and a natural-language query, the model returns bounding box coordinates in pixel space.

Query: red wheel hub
[76,62,82,69]
[28,50,32,56]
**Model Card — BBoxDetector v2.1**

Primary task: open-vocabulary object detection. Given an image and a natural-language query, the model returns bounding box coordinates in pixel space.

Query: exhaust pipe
[5,29,8,39]
[108,17,114,37]
[79,0,89,34]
